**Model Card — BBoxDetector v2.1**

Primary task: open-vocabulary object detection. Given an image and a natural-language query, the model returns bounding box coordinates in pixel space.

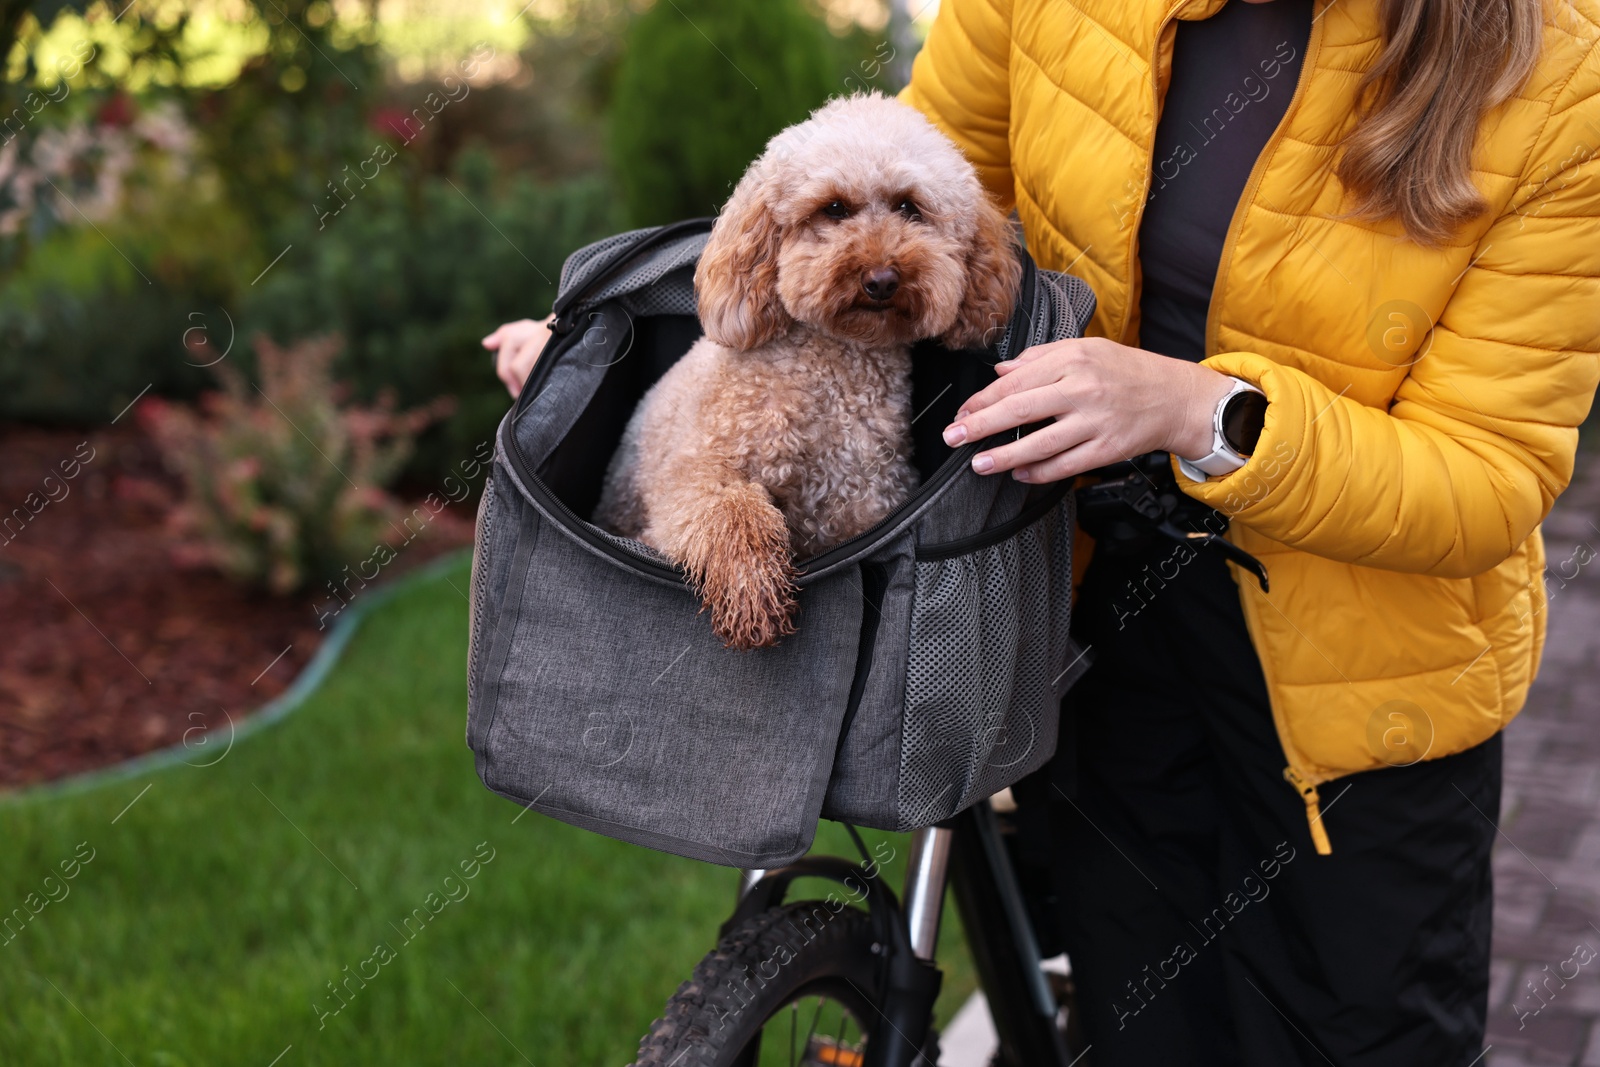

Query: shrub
[607,0,841,226]
[0,188,256,423]
[0,147,616,485]
[0,7,606,477]
[139,335,451,595]
[241,154,620,484]
[0,98,257,423]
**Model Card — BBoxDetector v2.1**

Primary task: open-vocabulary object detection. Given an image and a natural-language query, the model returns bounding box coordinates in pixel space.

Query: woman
[899,0,1598,1063]
[489,0,1598,1060]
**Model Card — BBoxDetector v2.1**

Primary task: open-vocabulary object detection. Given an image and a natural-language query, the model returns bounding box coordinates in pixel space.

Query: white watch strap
[1176,378,1263,482]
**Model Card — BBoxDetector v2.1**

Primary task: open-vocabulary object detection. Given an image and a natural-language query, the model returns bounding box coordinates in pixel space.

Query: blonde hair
[1337,0,1546,244]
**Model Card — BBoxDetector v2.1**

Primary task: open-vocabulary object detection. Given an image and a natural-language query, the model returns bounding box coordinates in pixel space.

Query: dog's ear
[696,169,791,352]
[940,198,1023,351]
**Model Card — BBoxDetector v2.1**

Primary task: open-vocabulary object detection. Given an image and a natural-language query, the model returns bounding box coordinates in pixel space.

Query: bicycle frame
[732,800,1075,1067]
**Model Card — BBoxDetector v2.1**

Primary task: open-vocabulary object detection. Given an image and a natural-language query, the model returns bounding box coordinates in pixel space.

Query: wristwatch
[1176,377,1268,482]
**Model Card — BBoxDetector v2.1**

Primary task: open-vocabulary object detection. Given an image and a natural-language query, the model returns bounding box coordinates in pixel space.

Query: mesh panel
[896,497,1075,829]
[617,265,699,319]
[994,269,1097,363]
[559,229,710,313]
[558,227,652,291]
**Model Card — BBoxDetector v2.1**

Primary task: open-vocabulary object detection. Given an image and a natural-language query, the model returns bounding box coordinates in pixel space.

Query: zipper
[549,217,716,334]
[1239,557,1332,855]
[1283,766,1333,856]
[1202,0,1326,355]
[915,481,1070,561]
[1203,3,1329,850]
[514,221,717,417]
[501,410,981,587]
[503,249,1041,587]
[467,474,496,705]
[829,560,891,770]
[500,419,685,584]
[792,442,978,574]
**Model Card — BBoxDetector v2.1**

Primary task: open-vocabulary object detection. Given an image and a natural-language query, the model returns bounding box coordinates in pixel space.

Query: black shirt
[1137,0,1314,363]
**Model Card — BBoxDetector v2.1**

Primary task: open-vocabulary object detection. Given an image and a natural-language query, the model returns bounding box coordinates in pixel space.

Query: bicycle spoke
[803,994,824,1056]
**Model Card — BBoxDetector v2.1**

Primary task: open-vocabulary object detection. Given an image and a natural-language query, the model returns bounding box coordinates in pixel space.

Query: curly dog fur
[595,92,1021,650]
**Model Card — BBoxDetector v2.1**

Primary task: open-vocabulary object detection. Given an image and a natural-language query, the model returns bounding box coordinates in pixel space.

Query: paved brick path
[1486,449,1600,1067]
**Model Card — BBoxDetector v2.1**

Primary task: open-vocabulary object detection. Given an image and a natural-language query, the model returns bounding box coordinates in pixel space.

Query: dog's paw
[700,556,799,651]
[651,478,800,651]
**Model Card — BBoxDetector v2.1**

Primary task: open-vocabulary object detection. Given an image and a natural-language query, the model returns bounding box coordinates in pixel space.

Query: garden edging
[0,549,471,806]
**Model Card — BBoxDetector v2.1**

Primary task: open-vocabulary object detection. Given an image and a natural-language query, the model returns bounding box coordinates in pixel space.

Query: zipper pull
[1283,767,1332,855]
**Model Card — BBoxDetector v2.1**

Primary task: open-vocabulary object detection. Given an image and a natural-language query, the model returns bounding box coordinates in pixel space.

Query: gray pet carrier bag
[467,219,1097,867]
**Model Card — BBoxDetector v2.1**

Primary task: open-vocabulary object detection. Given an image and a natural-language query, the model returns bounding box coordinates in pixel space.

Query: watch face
[1222,390,1268,456]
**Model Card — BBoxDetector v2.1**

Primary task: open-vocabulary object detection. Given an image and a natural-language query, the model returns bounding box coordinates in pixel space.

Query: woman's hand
[940,337,1236,482]
[483,315,554,397]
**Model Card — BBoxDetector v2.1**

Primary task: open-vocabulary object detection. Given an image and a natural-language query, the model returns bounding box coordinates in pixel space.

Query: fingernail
[972,454,993,474]
[956,408,970,419]
[943,424,968,446]
[1013,468,1030,482]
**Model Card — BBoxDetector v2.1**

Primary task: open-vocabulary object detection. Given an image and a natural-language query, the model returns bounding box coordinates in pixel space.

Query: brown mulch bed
[0,423,473,790]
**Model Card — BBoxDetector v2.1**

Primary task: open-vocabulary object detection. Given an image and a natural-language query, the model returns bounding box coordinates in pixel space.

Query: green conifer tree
[609,0,841,226]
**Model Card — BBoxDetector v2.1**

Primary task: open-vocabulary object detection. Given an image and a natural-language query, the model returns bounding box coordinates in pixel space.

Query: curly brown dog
[595,92,1020,650]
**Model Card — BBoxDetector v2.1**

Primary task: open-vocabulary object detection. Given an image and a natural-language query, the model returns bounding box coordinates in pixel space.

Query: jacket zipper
[1202,5,1331,851]
[1202,1,1326,354]
[1283,766,1333,856]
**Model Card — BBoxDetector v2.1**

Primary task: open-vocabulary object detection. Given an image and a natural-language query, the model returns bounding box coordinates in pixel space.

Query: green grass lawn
[0,556,974,1065]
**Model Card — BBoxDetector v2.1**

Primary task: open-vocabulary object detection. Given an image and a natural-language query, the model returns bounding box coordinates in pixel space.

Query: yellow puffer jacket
[905,0,1600,851]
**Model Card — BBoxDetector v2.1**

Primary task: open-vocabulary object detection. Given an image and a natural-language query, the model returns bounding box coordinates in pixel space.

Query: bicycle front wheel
[632,900,933,1067]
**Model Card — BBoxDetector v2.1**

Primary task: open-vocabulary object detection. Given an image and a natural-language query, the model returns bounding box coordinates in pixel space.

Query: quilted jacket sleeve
[1181,49,1600,579]
[899,0,1016,210]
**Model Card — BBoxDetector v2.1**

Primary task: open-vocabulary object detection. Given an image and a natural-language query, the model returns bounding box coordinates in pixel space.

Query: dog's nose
[862,267,900,302]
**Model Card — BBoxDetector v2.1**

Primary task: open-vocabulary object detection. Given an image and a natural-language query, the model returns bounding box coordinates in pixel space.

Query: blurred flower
[0,99,196,236]
[368,106,418,144]
[97,93,138,128]
[112,475,176,509]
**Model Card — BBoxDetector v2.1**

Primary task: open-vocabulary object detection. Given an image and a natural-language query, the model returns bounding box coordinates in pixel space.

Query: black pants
[1046,540,1501,1067]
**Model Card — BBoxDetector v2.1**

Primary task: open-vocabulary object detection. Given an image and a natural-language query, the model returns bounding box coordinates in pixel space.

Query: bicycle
[627,453,1248,1067]
[630,793,1086,1067]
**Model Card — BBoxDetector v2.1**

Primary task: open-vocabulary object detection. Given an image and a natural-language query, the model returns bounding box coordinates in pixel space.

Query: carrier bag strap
[548,217,716,337]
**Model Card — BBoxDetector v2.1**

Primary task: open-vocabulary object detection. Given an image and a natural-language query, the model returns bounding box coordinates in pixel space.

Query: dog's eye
[822,200,851,219]
[897,199,922,221]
